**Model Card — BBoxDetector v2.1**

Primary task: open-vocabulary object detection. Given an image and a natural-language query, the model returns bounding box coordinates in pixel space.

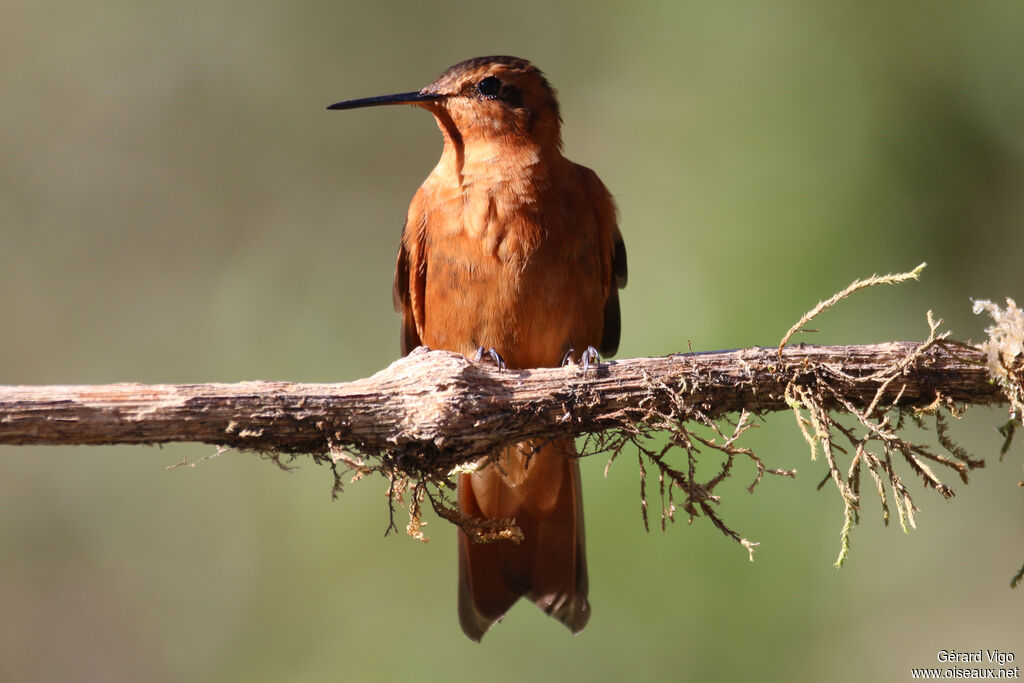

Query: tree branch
[5,272,1019,571]
[0,341,1007,461]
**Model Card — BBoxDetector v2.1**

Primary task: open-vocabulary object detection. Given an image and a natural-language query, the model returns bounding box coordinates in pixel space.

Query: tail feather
[457,438,589,641]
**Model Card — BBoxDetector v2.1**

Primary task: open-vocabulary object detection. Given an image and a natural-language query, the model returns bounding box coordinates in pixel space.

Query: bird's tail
[457,437,589,641]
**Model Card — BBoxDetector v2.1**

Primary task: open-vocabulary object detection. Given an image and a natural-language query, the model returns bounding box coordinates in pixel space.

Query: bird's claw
[561,346,601,374]
[473,346,506,371]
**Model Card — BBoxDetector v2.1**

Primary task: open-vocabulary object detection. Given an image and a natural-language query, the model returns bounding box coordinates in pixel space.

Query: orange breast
[418,168,608,369]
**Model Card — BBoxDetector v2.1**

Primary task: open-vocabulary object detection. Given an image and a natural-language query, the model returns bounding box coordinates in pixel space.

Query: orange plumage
[330,56,627,640]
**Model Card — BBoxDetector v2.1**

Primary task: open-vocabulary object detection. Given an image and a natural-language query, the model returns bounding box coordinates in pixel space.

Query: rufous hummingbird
[329,55,627,641]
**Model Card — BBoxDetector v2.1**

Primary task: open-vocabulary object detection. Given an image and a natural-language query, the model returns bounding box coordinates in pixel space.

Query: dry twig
[0,268,1020,570]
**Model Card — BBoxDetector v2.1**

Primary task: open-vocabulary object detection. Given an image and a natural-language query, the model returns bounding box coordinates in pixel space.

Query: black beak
[326,90,441,111]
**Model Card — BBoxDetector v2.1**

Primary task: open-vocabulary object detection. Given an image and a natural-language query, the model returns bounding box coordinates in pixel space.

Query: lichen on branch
[0,266,1019,574]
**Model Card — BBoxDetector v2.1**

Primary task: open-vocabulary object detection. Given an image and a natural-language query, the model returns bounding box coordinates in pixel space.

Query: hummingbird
[328,55,627,641]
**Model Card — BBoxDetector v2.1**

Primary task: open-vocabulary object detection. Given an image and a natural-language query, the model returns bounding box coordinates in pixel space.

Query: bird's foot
[561,346,601,374]
[473,346,506,371]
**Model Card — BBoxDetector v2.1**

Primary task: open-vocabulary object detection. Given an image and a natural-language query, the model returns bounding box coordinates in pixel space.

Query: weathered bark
[0,342,1002,465]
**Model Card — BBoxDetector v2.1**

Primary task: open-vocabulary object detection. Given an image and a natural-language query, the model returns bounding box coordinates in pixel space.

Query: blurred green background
[2,2,1022,681]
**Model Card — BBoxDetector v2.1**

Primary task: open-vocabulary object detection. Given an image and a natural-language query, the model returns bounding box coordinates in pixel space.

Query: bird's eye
[477,76,502,98]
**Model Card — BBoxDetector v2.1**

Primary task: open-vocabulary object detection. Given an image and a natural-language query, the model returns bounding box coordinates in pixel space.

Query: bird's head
[329,56,563,151]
